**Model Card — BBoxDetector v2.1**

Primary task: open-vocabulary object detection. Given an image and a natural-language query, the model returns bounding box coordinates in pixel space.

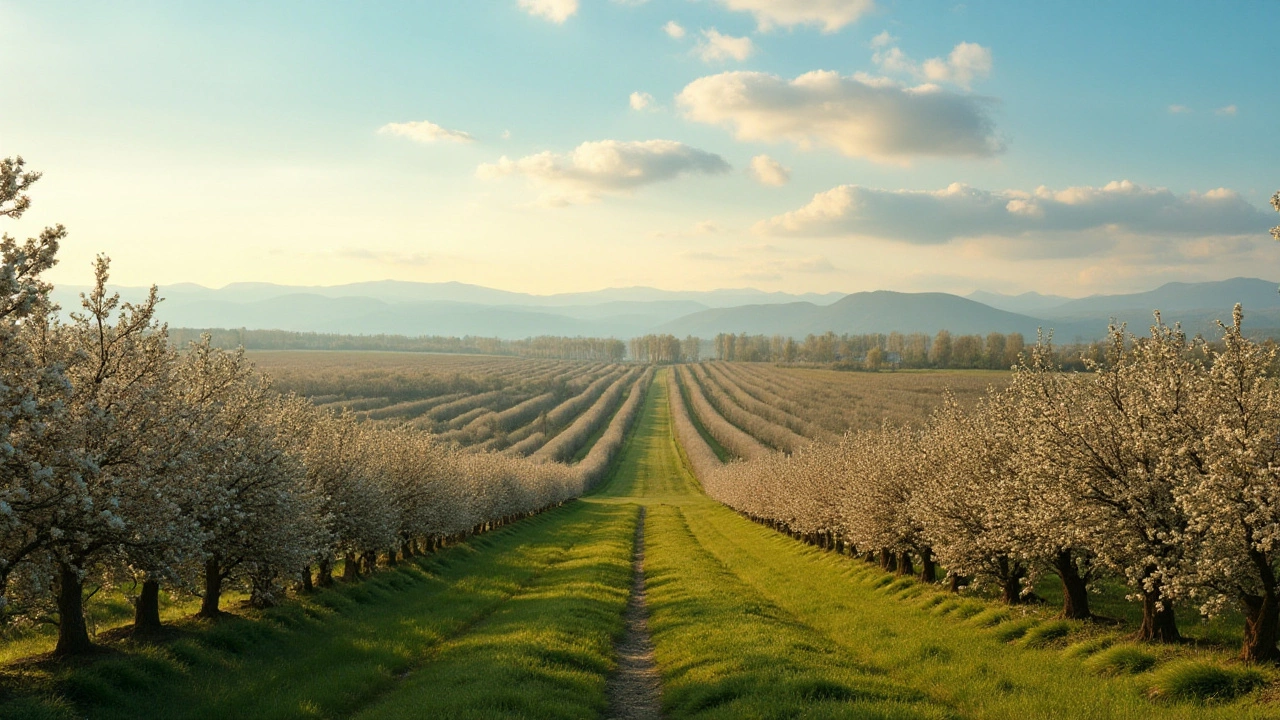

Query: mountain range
[47,278,1280,341]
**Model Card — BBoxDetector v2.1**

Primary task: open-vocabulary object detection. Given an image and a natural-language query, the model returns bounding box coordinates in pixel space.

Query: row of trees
[628,334,701,364]
[171,328,628,362]
[0,160,638,656]
[687,308,1280,662]
[714,331,1043,370]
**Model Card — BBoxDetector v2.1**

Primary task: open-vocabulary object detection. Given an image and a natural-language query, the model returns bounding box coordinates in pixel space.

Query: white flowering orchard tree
[0,158,67,614]
[1021,320,1205,642]
[915,397,1031,601]
[1177,306,1280,661]
[29,258,200,655]
[168,344,327,620]
[302,412,396,586]
[842,426,928,577]
[1002,341,1101,620]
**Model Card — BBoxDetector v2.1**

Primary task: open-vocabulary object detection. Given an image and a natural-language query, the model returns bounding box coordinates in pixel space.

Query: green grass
[1082,644,1158,677]
[0,502,636,719]
[349,503,636,719]
[644,504,949,719]
[1149,660,1267,703]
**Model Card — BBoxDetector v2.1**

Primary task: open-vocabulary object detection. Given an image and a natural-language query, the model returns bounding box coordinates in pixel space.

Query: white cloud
[664,20,686,38]
[872,40,992,89]
[696,28,755,63]
[749,155,791,186]
[1216,104,1238,116]
[1168,104,1191,114]
[477,139,731,205]
[756,180,1272,251]
[630,91,655,110]
[518,0,578,23]
[870,30,896,48]
[377,120,475,144]
[678,70,1003,162]
[714,0,876,32]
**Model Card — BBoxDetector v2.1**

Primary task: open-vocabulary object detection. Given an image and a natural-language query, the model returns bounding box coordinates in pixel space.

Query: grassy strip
[678,500,1280,718]
[571,387,630,463]
[0,502,611,720]
[595,371,701,501]
[673,368,732,463]
[351,502,637,719]
[643,503,952,719]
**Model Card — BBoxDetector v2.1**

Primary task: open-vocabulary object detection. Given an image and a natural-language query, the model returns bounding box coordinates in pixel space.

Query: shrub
[1148,661,1266,703]
[1020,620,1071,648]
[992,619,1037,643]
[966,608,1010,628]
[1084,644,1156,676]
[1062,635,1117,660]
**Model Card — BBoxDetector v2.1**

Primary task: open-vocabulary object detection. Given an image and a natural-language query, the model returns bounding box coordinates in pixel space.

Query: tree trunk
[198,559,223,618]
[878,548,896,572]
[342,552,360,582]
[133,578,163,635]
[948,574,967,593]
[1241,591,1280,662]
[919,547,938,584]
[997,556,1026,604]
[300,565,313,593]
[54,563,93,656]
[1051,550,1091,620]
[896,550,914,577]
[317,557,334,587]
[1137,588,1180,643]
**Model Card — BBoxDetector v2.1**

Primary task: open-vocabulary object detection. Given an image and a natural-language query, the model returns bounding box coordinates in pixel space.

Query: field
[250,351,641,456]
[3,357,1278,718]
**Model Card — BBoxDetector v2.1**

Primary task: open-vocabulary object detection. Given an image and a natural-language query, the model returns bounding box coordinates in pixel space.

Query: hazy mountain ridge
[46,278,1280,341]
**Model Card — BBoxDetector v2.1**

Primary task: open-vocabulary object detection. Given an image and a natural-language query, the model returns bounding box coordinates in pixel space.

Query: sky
[2,0,1278,297]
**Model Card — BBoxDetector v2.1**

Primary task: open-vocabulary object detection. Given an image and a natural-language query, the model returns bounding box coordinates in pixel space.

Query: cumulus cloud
[696,29,755,62]
[664,20,686,38]
[715,0,876,32]
[630,91,655,110]
[477,139,731,205]
[1216,104,1238,116]
[1168,104,1191,114]
[678,70,1003,162]
[755,180,1273,248]
[872,39,992,89]
[749,155,791,186]
[378,120,474,144]
[518,0,578,23]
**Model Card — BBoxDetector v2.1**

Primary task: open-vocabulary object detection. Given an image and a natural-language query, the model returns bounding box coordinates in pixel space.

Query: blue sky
[2,0,1277,296]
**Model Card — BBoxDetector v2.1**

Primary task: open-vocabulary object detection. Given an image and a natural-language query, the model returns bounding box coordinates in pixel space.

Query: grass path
[604,507,662,720]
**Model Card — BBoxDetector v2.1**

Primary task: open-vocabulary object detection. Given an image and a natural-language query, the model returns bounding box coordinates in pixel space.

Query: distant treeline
[713,331,1117,371]
[168,328,627,362]
[169,327,1274,372]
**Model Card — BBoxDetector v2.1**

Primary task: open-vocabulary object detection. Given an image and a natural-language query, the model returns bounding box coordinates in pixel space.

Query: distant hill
[658,291,1081,338]
[966,290,1072,315]
[1039,278,1280,319]
[45,277,1279,341]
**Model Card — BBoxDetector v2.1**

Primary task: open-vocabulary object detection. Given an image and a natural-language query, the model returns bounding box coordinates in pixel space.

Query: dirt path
[606,507,662,720]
